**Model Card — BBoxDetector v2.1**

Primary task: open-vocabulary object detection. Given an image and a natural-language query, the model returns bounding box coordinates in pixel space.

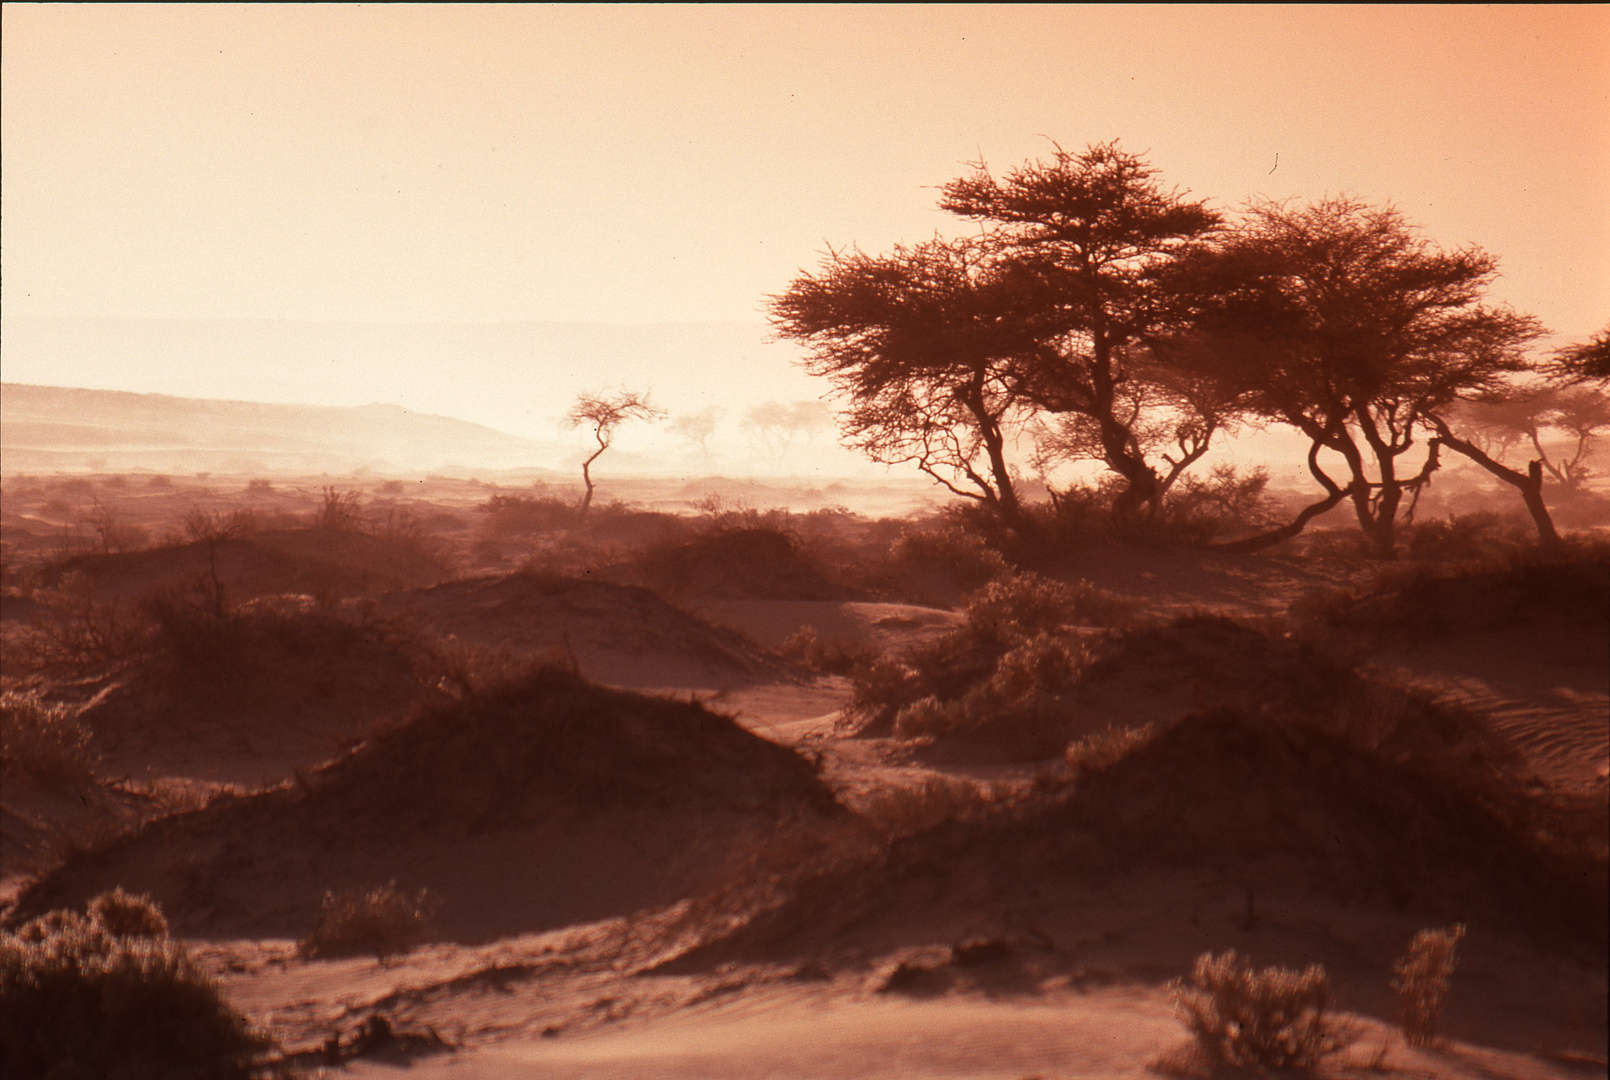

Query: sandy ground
[8,578,1607,1079]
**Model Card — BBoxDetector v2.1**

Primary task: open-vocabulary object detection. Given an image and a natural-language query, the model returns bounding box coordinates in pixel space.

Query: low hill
[11,670,846,940]
[0,383,562,475]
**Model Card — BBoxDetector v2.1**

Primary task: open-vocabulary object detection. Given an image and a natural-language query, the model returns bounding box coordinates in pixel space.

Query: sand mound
[36,529,447,607]
[684,710,1605,966]
[613,528,855,601]
[1314,558,1610,636]
[80,599,438,786]
[1071,617,1510,766]
[869,613,1516,770]
[378,571,787,688]
[12,669,844,941]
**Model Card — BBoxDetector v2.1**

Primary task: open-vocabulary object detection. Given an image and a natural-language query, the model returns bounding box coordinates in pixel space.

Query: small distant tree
[741,400,836,468]
[566,390,665,514]
[668,406,725,459]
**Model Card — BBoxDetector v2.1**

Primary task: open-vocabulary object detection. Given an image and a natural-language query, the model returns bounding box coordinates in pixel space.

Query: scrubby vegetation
[844,571,1130,758]
[0,692,94,784]
[302,882,435,962]
[0,891,265,1080]
[1170,950,1349,1071]
[1392,924,1466,1048]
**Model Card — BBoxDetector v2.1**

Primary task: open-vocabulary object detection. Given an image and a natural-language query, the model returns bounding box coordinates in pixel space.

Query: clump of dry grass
[301,882,436,962]
[0,691,95,784]
[843,570,1123,759]
[1391,924,1465,1048]
[1170,950,1350,1072]
[845,775,1004,840]
[0,891,265,1079]
[778,625,879,676]
[86,887,170,939]
[1065,724,1154,774]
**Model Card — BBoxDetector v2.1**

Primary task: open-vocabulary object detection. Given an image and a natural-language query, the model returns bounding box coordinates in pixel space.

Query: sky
[2,5,1608,471]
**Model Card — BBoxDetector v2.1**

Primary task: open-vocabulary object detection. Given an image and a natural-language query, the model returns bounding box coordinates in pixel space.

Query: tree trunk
[1207,484,1351,554]
[579,446,605,515]
[1430,419,1561,553]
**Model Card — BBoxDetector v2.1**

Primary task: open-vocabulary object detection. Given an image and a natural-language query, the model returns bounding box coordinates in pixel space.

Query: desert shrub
[893,633,1092,759]
[778,625,878,675]
[965,570,1131,638]
[479,492,581,536]
[302,882,435,961]
[1160,465,1280,541]
[844,654,925,734]
[1171,950,1349,1071]
[882,520,1009,595]
[0,893,265,1080]
[314,486,365,532]
[0,692,94,783]
[844,775,1004,840]
[844,571,1116,755]
[628,525,842,600]
[1065,723,1154,775]
[11,577,149,675]
[179,506,260,543]
[1403,515,1526,566]
[1390,924,1465,1048]
[86,888,170,939]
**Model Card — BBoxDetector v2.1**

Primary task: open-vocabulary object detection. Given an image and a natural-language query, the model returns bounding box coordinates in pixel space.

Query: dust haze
[3,7,1608,1080]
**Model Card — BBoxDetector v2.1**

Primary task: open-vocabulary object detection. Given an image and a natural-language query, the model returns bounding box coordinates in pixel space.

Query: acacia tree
[940,141,1228,517]
[1178,197,1542,558]
[1550,325,1610,384]
[1449,385,1610,493]
[566,390,665,514]
[770,236,1043,519]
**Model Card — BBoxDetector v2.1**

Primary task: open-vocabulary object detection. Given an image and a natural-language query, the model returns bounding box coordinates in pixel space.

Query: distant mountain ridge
[0,383,564,476]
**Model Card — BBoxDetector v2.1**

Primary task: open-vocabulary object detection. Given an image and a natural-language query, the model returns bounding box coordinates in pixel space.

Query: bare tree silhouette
[566,390,665,514]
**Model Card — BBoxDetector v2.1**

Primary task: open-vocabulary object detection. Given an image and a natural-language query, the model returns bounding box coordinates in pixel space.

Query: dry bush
[301,882,435,961]
[881,521,1009,596]
[1391,924,1465,1048]
[1171,950,1350,1071]
[1402,512,1531,563]
[0,892,265,1079]
[0,692,95,784]
[314,486,366,532]
[965,570,1132,638]
[844,654,924,733]
[844,775,1003,840]
[178,507,260,543]
[778,625,878,675]
[893,633,1093,759]
[1161,464,1280,541]
[1065,723,1154,774]
[843,570,1117,756]
[479,492,582,536]
[11,578,149,675]
[86,887,170,939]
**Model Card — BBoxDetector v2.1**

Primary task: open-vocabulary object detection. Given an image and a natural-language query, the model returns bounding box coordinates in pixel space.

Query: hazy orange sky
[2,5,1607,471]
[5,5,1607,328]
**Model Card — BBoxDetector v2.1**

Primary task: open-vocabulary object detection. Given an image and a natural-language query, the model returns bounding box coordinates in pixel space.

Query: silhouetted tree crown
[1171,197,1542,556]
[772,142,1237,520]
[566,390,664,513]
[1550,326,1610,384]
